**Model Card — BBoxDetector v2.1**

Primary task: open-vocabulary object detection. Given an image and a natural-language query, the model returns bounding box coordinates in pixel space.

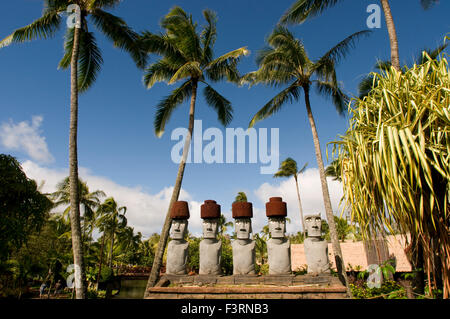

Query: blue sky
[1,0,449,237]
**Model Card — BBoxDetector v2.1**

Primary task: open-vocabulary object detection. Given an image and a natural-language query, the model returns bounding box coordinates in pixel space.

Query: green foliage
[256,263,269,276]
[220,237,233,275]
[234,192,248,203]
[350,281,407,299]
[100,266,114,283]
[187,237,201,273]
[0,154,53,262]
[333,52,450,295]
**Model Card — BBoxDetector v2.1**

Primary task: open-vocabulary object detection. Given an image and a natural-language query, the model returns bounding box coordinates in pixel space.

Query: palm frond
[249,82,300,128]
[88,0,122,10]
[154,80,193,137]
[279,0,343,25]
[58,28,104,92]
[420,0,439,10]
[203,85,233,126]
[201,9,217,63]
[90,9,147,68]
[0,10,61,48]
[143,59,178,88]
[161,6,201,61]
[314,80,348,115]
[139,31,186,64]
[168,61,202,84]
[316,30,372,66]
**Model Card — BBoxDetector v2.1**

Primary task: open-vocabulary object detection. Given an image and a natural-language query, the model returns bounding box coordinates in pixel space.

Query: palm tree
[274,158,308,232]
[51,177,106,244]
[140,6,248,291]
[280,0,439,71]
[97,197,127,269]
[234,192,248,202]
[244,26,371,290]
[1,0,145,299]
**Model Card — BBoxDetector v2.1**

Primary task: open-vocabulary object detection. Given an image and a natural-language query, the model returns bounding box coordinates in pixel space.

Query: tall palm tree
[244,26,371,290]
[274,158,308,232]
[1,0,145,299]
[140,6,248,291]
[97,197,127,268]
[280,0,439,71]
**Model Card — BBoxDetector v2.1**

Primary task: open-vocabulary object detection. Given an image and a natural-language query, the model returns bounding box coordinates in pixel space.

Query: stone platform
[145,274,349,299]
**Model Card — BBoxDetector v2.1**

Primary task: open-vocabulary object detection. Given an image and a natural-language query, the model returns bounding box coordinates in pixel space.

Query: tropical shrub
[333,51,450,297]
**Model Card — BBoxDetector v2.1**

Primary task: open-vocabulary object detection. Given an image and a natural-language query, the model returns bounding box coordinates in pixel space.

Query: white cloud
[254,168,347,233]
[21,160,205,238]
[0,116,54,164]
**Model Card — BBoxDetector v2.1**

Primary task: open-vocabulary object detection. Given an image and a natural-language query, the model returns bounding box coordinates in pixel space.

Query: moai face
[170,219,188,240]
[268,217,286,239]
[202,218,219,239]
[235,218,252,240]
[305,215,322,237]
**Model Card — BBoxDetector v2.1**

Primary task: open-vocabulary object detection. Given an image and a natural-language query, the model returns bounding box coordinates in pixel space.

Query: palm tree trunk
[96,234,105,290]
[380,0,401,71]
[108,231,115,268]
[69,25,86,299]
[294,175,306,232]
[144,79,199,296]
[303,85,351,294]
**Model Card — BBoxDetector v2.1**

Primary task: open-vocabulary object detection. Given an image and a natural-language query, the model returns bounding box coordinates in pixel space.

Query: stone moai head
[305,214,322,237]
[201,200,221,239]
[232,201,253,240]
[169,201,190,240]
[266,197,287,239]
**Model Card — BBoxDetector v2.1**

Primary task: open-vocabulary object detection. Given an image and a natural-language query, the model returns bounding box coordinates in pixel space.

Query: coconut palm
[97,197,127,268]
[234,192,248,203]
[244,26,370,289]
[51,177,106,243]
[274,158,308,232]
[0,0,145,298]
[140,6,248,290]
[280,0,439,71]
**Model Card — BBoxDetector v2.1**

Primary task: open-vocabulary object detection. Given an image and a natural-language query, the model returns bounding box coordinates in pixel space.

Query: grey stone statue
[232,218,256,275]
[199,200,222,275]
[304,214,331,274]
[166,201,190,275]
[267,217,291,274]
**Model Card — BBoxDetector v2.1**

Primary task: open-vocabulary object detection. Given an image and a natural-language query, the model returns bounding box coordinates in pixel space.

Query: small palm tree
[51,177,106,243]
[280,0,440,71]
[234,192,248,203]
[274,158,308,232]
[1,0,145,299]
[97,198,127,268]
[244,26,370,289]
[140,6,248,290]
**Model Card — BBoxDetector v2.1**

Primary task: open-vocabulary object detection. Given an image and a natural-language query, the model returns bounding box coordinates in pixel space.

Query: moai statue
[304,214,331,274]
[166,201,190,275]
[266,197,291,275]
[231,201,256,275]
[199,200,222,275]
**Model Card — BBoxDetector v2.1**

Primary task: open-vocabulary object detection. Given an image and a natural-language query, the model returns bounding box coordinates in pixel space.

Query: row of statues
[166,197,330,276]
